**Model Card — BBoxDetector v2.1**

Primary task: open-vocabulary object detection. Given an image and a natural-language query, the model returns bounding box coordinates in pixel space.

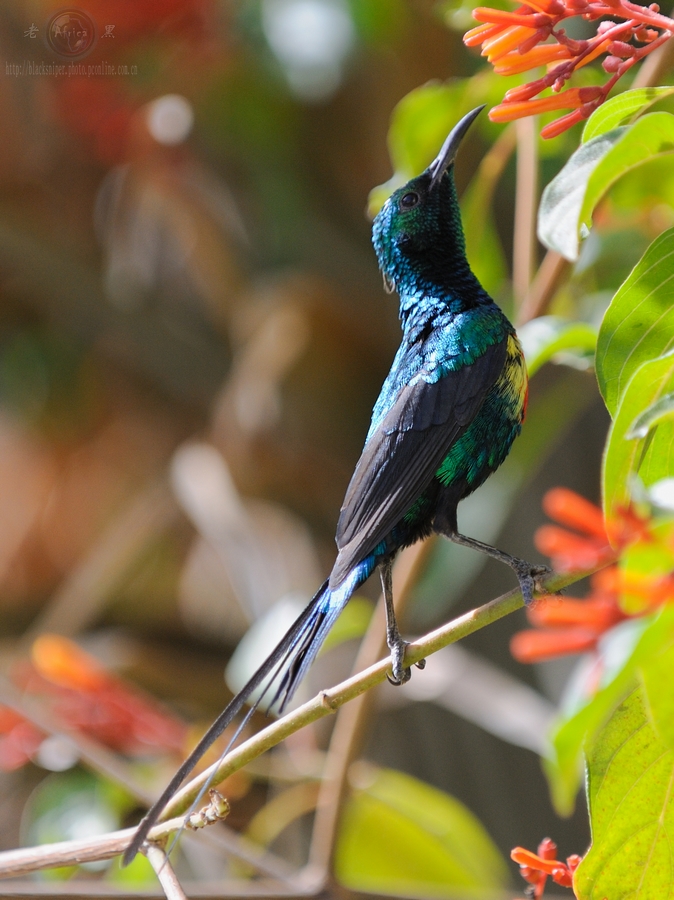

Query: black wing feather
[330,339,507,587]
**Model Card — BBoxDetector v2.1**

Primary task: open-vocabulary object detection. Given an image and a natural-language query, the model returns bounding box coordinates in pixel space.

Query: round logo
[45,9,97,59]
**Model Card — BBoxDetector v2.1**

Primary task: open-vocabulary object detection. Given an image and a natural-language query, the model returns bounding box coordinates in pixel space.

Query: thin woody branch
[0,562,608,881]
[155,563,604,824]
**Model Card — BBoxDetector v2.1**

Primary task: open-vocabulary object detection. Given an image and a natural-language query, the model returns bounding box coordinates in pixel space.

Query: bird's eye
[399,191,419,210]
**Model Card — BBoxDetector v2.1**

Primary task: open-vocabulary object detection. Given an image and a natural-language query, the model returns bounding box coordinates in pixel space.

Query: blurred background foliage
[0,0,671,896]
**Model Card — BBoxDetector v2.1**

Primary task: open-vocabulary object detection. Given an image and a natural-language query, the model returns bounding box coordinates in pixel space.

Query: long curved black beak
[428,105,484,190]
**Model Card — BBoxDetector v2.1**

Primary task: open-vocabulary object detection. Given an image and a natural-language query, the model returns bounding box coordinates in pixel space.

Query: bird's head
[372,106,484,298]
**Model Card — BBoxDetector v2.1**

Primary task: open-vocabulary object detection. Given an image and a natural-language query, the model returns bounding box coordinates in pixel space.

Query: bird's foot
[512,560,553,605]
[386,639,414,686]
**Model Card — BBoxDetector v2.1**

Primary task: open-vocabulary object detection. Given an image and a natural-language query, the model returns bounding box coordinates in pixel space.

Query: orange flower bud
[472,7,541,26]
[494,43,570,74]
[527,595,623,631]
[603,55,623,71]
[510,627,598,663]
[511,845,559,872]
[464,22,503,45]
[542,488,607,540]
[482,25,539,61]
[489,86,600,122]
[608,39,636,55]
[505,78,550,101]
[538,838,558,859]
[543,107,584,131]
[552,866,573,887]
[535,524,611,569]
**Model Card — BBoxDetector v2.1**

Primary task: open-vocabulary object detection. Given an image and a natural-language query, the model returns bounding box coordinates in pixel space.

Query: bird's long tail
[122,567,365,866]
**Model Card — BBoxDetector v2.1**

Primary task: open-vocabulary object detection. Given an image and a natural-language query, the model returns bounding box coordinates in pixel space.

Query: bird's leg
[441,530,550,605]
[380,559,424,685]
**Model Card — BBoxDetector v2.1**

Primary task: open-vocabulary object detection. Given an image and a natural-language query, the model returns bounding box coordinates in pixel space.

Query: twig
[145,845,189,900]
[156,562,605,825]
[0,789,231,880]
[517,249,569,325]
[513,116,539,308]
[632,15,674,86]
[0,563,606,880]
[0,813,196,879]
[0,690,296,884]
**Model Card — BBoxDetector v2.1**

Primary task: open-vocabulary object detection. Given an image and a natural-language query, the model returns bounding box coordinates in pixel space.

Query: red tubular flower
[463,0,674,136]
[511,625,602,663]
[534,487,614,571]
[512,838,580,897]
[511,490,626,664]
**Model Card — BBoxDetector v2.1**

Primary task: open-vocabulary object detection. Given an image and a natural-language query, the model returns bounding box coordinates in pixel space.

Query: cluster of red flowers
[512,838,581,897]
[464,0,674,137]
[511,487,671,664]
[0,635,187,771]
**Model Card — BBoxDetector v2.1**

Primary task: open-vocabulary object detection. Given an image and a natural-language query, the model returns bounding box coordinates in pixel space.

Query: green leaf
[582,86,674,143]
[641,642,674,750]
[518,316,597,378]
[627,392,674,439]
[538,129,624,261]
[539,112,674,261]
[545,608,674,815]
[461,163,507,297]
[335,766,508,896]
[602,350,674,521]
[620,523,674,614]
[544,621,645,816]
[575,687,674,900]
[596,228,674,418]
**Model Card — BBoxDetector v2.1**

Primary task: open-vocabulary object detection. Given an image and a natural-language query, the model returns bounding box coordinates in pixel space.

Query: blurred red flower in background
[0,635,187,771]
[35,0,221,165]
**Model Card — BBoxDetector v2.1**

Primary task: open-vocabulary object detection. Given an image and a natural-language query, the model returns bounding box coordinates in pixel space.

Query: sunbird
[123,105,544,864]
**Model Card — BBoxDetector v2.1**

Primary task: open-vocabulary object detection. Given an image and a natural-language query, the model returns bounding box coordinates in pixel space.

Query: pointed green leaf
[335,766,508,896]
[596,228,674,417]
[582,86,674,143]
[518,316,597,378]
[602,350,674,521]
[575,687,674,900]
[539,112,674,261]
[538,129,625,260]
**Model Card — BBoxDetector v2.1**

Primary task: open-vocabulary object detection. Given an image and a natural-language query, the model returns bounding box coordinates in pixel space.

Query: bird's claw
[387,639,412,686]
[513,561,553,606]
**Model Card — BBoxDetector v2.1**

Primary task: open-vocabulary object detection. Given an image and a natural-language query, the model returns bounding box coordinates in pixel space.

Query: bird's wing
[331,338,507,586]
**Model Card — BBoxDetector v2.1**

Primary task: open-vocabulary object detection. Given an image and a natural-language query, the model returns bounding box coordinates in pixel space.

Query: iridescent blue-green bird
[123,105,544,864]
